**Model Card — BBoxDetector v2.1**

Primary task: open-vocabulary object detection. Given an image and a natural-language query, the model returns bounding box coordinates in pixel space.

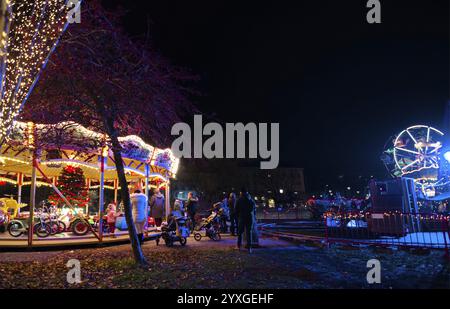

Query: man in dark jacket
[235,188,255,253]
[228,192,237,236]
[149,189,165,227]
[185,192,198,232]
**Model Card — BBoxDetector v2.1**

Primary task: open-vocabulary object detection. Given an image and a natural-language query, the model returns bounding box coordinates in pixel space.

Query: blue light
[444,151,450,163]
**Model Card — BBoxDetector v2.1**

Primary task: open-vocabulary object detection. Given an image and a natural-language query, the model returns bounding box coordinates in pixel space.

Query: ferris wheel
[393,125,444,177]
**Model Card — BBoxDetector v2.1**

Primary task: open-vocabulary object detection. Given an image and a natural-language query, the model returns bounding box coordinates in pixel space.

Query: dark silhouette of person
[235,187,255,253]
[185,192,199,232]
[228,192,237,236]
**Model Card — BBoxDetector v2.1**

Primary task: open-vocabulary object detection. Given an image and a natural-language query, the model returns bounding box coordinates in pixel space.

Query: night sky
[104,0,449,192]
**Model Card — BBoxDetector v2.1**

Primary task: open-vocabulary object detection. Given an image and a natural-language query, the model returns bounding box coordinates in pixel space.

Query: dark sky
[104,0,449,192]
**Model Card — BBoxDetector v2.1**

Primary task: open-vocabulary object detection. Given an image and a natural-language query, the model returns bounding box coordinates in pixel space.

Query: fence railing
[259,210,449,258]
[256,208,312,220]
[324,211,449,253]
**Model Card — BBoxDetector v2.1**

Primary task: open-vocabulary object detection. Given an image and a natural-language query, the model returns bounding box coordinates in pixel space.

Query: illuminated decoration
[41,159,99,171]
[1,120,179,180]
[0,0,72,142]
[154,150,173,171]
[393,125,443,176]
[22,180,52,187]
[444,151,450,163]
[0,0,12,80]
[48,165,89,207]
[5,120,180,175]
[382,125,445,199]
[0,155,29,164]
[0,175,16,185]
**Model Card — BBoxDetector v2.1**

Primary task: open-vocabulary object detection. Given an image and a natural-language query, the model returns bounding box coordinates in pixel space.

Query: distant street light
[279,189,284,194]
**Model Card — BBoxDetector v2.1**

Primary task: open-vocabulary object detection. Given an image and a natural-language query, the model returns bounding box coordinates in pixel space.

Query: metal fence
[324,211,449,252]
[256,207,313,221]
[259,210,449,258]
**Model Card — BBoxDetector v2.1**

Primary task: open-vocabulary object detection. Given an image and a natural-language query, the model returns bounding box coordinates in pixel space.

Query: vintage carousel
[0,121,179,248]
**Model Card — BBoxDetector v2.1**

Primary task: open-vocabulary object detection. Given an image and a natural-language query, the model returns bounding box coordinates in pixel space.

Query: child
[106,203,118,235]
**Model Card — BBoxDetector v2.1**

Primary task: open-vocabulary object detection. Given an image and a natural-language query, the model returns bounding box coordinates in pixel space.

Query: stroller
[160,211,190,247]
[193,208,222,241]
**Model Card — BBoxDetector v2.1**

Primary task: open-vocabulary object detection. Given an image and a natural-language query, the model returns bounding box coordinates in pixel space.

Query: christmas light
[41,159,99,171]
[0,175,16,184]
[0,0,71,142]
[3,120,180,179]
[22,180,52,187]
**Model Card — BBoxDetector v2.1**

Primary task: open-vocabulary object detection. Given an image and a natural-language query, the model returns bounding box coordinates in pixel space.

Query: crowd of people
[182,188,259,253]
[105,187,259,253]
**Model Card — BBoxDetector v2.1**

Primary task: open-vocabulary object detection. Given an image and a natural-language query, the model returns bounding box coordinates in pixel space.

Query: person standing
[185,192,199,232]
[149,188,165,227]
[235,188,256,253]
[228,192,237,236]
[131,189,148,245]
[220,195,229,233]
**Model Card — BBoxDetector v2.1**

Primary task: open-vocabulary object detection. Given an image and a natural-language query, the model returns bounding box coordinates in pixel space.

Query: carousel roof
[0,121,179,181]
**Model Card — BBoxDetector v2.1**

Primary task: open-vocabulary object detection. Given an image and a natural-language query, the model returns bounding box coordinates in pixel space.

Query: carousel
[0,120,179,249]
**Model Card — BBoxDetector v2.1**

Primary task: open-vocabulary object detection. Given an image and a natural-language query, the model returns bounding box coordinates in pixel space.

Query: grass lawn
[0,236,448,289]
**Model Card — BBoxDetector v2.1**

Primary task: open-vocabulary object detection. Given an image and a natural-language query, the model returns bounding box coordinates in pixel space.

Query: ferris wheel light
[393,125,443,175]
[444,151,450,163]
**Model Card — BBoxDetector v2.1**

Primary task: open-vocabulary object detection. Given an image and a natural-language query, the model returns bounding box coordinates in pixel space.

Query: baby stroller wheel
[180,237,187,246]
[212,233,221,241]
[194,233,202,241]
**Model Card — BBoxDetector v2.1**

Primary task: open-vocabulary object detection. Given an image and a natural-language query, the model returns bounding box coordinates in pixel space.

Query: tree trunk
[108,125,148,266]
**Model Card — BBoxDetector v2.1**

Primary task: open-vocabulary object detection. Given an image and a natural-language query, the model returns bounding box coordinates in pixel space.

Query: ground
[0,235,448,289]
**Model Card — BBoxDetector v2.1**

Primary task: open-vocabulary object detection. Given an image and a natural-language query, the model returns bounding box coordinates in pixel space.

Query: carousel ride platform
[0,230,162,251]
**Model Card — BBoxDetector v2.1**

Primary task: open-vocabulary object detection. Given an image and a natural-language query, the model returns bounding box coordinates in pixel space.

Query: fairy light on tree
[0,0,12,90]
[0,0,72,143]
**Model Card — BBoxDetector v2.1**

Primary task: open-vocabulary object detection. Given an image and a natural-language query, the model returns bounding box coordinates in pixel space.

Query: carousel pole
[113,179,118,204]
[98,149,106,242]
[16,172,22,206]
[28,157,37,246]
[145,163,150,200]
[27,122,37,247]
[165,179,170,221]
[85,178,91,215]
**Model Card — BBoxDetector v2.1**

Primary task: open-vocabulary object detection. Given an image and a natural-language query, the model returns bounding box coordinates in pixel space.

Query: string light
[3,120,180,179]
[0,0,70,142]
[0,155,29,164]
[22,180,52,187]
[0,176,16,184]
[41,159,99,171]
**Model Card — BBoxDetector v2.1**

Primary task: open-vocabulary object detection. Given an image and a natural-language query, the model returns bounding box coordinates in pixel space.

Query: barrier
[259,211,450,258]
[324,211,449,253]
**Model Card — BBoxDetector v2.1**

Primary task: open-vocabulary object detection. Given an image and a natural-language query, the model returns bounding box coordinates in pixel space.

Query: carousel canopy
[0,121,179,182]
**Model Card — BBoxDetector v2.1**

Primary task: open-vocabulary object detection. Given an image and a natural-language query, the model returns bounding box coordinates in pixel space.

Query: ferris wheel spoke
[428,146,442,154]
[395,147,420,155]
[401,159,420,171]
[425,127,431,153]
[406,129,418,145]
[427,157,439,168]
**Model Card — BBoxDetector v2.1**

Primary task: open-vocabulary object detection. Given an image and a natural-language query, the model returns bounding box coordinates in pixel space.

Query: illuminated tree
[48,165,89,208]
[23,1,196,266]
[0,0,73,143]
